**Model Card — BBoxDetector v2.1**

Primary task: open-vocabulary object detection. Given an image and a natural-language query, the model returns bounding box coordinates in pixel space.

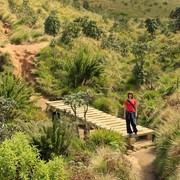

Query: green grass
[85,0,179,18]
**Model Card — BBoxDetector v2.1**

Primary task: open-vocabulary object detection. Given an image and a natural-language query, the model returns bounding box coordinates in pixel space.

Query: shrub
[47,157,67,180]
[88,129,126,152]
[0,51,13,72]
[61,22,81,45]
[74,17,103,39]
[0,96,16,129]
[143,90,161,100]
[44,10,61,37]
[83,0,90,10]
[0,132,48,179]
[72,0,81,10]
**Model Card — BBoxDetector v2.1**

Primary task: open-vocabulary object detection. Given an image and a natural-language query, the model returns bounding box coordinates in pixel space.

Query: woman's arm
[135,101,138,117]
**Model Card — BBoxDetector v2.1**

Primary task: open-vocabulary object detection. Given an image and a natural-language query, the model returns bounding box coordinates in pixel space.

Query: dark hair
[128,92,134,99]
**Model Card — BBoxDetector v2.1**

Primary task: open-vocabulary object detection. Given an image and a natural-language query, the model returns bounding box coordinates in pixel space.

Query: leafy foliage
[145,18,159,35]
[44,10,61,37]
[74,17,103,39]
[131,42,149,85]
[61,22,81,45]
[0,96,16,127]
[47,157,67,180]
[72,0,81,10]
[101,34,130,56]
[0,132,48,179]
[83,0,90,10]
[169,7,180,32]
[0,51,13,72]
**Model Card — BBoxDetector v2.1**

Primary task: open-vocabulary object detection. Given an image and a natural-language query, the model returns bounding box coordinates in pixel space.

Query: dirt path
[127,147,157,180]
[0,31,49,110]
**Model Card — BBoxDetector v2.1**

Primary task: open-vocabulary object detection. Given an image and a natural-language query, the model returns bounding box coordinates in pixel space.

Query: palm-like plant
[0,73,34,108]
[65,47,105,88]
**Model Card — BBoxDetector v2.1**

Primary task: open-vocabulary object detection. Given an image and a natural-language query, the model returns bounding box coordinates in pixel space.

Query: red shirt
[125,99,136,112]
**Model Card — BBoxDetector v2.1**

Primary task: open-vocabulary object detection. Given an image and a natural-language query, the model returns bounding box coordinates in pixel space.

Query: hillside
[0,0,180,179]
[82,0,179,18]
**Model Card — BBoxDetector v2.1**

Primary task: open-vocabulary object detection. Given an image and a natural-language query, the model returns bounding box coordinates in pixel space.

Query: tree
[145,18,159,36]
[132,42,149,85]
[64,90,92,139]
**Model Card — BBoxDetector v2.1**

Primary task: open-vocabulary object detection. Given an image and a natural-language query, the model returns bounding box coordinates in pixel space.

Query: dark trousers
[126,111,138,134]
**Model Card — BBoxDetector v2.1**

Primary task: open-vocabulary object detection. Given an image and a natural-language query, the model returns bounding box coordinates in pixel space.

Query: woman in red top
[124,92,138,135]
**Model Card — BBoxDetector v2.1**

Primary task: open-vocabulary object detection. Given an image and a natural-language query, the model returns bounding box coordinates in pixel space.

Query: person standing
[124,92,138,135]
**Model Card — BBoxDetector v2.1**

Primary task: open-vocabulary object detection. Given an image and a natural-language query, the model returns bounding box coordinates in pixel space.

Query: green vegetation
[88,129,126,151]
[0,0,179,179]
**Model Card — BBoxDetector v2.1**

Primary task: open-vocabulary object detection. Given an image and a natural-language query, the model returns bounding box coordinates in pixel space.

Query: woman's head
[128,92,134,99]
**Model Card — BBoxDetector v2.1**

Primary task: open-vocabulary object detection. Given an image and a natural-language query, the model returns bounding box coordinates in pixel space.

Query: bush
[88,129,126,152]
[47,157,67,180]
[74,17,103,39]
[0,51,13,72]
[0,132,48,179]
[61,22,81,45]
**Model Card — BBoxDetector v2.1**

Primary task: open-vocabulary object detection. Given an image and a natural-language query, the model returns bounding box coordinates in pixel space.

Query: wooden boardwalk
[46,100,154,140]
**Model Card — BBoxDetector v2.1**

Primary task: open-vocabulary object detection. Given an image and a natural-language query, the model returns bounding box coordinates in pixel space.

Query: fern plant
[32,117,75,161]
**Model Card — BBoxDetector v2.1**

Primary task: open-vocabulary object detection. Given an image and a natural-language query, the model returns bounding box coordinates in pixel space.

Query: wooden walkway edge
[46,100,154,141]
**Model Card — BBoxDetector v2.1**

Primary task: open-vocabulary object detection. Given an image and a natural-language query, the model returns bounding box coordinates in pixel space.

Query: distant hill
[84,0,179,18]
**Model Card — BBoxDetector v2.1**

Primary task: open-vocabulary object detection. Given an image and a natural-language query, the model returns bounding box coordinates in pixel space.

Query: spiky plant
[0,73,34,109]
[65,47,105,88]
